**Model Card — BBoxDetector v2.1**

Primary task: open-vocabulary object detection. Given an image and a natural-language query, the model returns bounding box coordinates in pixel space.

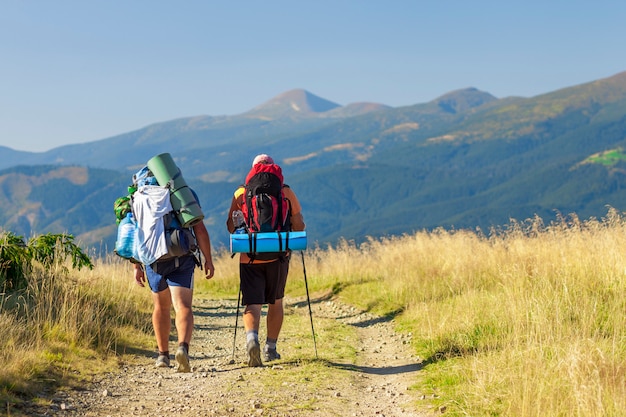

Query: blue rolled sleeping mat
[230,231,307,253]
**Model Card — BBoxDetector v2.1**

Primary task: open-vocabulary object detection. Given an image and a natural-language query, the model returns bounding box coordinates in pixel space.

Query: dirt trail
[22,296,429,416]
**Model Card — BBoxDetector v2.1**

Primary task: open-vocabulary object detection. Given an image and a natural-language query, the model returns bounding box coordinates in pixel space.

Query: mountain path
[23,296,430,416]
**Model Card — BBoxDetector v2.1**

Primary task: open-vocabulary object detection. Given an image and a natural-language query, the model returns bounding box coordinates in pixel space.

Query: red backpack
[242,163,291,234]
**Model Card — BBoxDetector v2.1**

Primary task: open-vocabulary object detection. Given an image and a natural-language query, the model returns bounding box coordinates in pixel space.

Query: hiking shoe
[175,346,191,373]
[263,347,281,362]
[246,339,263,367]
[155,354,170,368]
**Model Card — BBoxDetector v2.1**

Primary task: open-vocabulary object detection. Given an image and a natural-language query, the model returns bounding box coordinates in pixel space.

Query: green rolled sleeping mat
[147,152,204,227]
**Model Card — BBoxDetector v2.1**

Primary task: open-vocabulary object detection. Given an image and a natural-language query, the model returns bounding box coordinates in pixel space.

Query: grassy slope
[4,209,626,415]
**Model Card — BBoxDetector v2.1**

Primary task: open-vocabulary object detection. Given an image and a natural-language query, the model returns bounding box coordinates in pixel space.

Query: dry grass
[294,209,626,416]
[0,256,154,408]
[3,209,626,416]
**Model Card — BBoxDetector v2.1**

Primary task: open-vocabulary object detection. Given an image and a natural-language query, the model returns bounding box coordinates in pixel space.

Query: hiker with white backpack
[133,217,214,372]
[115,154,215,372]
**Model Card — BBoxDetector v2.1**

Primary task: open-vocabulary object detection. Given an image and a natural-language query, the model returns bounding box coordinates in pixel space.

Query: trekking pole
[300,250,318,359]
[232,287,242,362]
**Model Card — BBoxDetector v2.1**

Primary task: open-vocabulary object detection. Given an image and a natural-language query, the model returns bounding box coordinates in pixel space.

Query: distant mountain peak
[433,87,497,114]
[245,89,341,119]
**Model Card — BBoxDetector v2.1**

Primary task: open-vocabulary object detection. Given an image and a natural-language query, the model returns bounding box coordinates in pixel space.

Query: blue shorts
[145,255,196,293]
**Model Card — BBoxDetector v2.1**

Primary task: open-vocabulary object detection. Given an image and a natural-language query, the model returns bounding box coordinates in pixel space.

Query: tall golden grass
[294,209,626,416]
[3,209,626,416]
[0,256,154,407]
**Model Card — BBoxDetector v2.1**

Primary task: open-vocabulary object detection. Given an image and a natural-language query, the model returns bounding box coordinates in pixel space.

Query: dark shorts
[240,258,289,305]
[145,255,196,293]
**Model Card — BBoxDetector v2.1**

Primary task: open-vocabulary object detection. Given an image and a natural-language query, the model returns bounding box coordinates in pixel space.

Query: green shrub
[0,232,93,291]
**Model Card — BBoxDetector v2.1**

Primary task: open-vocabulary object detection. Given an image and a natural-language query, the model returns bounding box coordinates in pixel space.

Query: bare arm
[133,262,145,287]
[226,196,239,234]
[284,187,305,231]
[290,212,305,231]
[193,221,215,279]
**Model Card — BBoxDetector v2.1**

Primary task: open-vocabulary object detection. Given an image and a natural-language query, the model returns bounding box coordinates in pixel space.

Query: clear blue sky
[1,1,625,152]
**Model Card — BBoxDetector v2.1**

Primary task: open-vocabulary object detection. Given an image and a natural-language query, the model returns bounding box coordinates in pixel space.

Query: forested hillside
[1,72,626,253]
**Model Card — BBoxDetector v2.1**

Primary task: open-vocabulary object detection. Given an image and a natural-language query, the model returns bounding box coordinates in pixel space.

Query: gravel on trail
[18,295,432,417]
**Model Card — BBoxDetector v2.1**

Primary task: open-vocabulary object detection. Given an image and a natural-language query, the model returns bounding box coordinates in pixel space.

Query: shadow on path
[326,360,422,376]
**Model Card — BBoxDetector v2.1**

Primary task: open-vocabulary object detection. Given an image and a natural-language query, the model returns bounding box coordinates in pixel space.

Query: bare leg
[170,286,194,344]
[152,289,173,353]
[243,304,262,333]
[243,304,263,366]
[266,298,284,340]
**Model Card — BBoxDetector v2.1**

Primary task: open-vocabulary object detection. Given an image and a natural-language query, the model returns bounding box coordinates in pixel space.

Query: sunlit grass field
[2,208,626,416]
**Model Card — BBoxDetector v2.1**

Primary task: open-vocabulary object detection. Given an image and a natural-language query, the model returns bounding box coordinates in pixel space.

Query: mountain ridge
[1,70,626,254]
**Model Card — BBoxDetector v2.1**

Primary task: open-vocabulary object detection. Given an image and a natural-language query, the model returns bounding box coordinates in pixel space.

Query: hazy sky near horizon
[1,1,625,152]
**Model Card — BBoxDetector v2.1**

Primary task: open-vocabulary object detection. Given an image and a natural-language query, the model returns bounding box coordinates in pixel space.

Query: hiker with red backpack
[226,154,305,367]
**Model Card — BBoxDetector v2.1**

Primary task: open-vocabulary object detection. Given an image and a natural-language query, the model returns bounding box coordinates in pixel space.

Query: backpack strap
[234,185,245,199]
[277,230,290,252]
[277,190,284,232]
[164,168,183,190]
[177,196,201,215]
[246,232,257,263]
[283,197,293,232]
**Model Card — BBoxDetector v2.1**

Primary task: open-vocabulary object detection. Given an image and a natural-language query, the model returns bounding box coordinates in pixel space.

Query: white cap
[252,154,274,166]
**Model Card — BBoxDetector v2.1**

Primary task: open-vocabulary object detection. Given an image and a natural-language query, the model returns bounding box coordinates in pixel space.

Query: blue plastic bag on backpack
[114,212,139,260]
[132,166,159,188]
